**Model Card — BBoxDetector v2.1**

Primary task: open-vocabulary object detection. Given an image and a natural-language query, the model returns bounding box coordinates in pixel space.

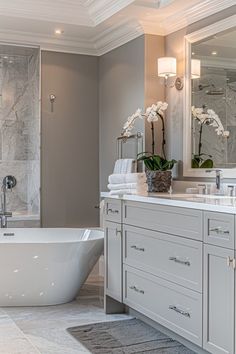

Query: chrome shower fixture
[3,175,17,191]
[198,83,214,91]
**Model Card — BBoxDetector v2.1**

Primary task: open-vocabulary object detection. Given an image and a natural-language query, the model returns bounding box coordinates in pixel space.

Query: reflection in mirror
[191,28,236,169]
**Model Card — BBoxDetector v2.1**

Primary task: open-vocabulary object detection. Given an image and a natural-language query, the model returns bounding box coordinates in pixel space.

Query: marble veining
[0,45,40,216]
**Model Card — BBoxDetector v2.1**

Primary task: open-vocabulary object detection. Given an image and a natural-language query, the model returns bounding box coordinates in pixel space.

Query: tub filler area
[0,228,104,306]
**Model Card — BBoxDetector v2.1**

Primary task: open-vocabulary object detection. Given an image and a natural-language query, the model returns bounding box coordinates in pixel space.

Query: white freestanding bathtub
[0,228,104,306]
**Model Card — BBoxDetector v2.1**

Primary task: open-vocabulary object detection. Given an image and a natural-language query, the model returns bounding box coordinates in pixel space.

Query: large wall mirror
[183,15,236,177]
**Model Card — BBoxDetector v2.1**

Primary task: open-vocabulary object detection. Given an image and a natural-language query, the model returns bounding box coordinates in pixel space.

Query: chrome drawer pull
[227,256,236,269]
[116,229,122,236]
[169,256,190,266]
[129,285,144,294]
[107,208,119,214]
[209,227,230,234]
[169,305,191,318]
[131,245,145,252]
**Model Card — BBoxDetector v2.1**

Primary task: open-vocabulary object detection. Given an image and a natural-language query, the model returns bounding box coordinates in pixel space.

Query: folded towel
[108,173,146,185]
[109,189,148,196]
[113,159,136,174]
[108,182,147,191]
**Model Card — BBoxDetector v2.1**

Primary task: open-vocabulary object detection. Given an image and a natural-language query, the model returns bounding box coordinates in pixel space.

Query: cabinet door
[203,244,234,354]
[104,221,122,302]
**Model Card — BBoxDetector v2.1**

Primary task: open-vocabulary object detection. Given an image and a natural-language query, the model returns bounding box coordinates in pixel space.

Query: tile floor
[0,280,132,354]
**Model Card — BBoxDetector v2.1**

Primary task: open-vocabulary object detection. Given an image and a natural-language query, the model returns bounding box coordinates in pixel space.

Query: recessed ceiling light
[3,56,8,59]
[192,52,195,56]
[55,29,64,35]
[211,51,217,55]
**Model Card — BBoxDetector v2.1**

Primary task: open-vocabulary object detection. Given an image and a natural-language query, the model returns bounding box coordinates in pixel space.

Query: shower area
[192,66,236,168]
[0,45,40,220]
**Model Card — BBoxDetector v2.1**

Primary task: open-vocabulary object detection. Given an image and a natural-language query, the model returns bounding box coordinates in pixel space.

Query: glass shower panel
[0,45,40,216]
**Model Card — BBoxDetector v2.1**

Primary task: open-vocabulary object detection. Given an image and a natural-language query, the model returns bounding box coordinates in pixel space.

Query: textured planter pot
[146,170,172,193]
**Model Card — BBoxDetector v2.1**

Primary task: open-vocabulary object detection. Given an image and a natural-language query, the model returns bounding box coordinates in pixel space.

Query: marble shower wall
[0,46,40,214]
[192,67,236,168]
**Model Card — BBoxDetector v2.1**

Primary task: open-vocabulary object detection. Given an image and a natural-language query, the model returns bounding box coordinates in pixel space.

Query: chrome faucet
[0,176,17,228]
[206,169,223,194]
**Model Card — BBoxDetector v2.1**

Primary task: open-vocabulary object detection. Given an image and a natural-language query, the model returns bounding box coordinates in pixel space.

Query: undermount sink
[196,194,235,199]
[152,193,236,199]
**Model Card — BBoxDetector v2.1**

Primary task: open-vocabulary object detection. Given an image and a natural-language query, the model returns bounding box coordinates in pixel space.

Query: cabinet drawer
[104,198,122,223]
[204,212,234,249]
[123,201,203,241]
[123,225,202,292]
[123,265,202,346]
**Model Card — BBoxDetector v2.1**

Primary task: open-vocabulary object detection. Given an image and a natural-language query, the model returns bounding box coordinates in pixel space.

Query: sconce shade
[191,59,201,79]
[158,57,176,77]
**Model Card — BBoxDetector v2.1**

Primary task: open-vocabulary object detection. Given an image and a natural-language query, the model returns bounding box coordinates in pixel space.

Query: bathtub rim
[0,227,104,244]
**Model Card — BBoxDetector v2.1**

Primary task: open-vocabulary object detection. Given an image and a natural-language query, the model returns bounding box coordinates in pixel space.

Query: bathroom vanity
[103,193,236,354]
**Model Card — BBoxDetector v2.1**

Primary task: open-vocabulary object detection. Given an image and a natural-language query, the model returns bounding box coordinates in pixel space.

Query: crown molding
[185,13,236,43]
[94,20,143,55]
[0,21,143,56]
[160,0,236,35]
[0,1,235,56]
[88,0,135,26]
[0,29,97,56]
[140,20,165,36]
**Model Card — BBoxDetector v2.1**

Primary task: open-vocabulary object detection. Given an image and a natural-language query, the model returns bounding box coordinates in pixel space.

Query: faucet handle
[227,185,235,197]
[206,169,222,173]
[198,184,207,195]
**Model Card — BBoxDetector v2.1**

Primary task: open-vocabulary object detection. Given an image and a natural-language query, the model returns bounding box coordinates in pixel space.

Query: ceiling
[0,0,234,55]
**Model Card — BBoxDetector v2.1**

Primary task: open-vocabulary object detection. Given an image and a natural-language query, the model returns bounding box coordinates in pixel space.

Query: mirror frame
[183,14,236,178]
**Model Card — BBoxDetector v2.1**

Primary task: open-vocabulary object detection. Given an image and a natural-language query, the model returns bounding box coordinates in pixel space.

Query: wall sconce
[157,57,184,90]
[191,59,201,79]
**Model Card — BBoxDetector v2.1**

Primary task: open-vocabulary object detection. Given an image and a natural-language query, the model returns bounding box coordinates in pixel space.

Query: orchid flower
[122,101,168,136]
[192,106,229,137]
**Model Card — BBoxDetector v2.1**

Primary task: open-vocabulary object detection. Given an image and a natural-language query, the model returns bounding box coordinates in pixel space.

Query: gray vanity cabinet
[203,244,235,354]
[104,196,236,354]
[104,220,123,302]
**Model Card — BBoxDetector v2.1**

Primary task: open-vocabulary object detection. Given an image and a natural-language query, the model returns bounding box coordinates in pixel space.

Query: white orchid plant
[192,106,230,168]
[122,101,177,171]
[122,102,168,138]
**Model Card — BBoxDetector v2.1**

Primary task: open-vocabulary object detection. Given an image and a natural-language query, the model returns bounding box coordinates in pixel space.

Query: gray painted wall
[41,51,99,227]
[144,34,165,156]
[99,34,165,191]
[165,5,236,180]
[99,36,145,192]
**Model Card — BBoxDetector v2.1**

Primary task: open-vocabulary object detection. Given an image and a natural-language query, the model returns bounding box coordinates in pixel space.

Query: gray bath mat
[67,318,196,353]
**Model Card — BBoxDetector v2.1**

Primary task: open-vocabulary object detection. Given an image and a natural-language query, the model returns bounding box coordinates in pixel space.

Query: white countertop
[101,192,236,214]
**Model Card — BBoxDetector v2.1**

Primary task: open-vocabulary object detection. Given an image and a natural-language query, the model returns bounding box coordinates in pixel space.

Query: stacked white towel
[108,172,146,184]
[113,159,137,174]
[108,172,148,196]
